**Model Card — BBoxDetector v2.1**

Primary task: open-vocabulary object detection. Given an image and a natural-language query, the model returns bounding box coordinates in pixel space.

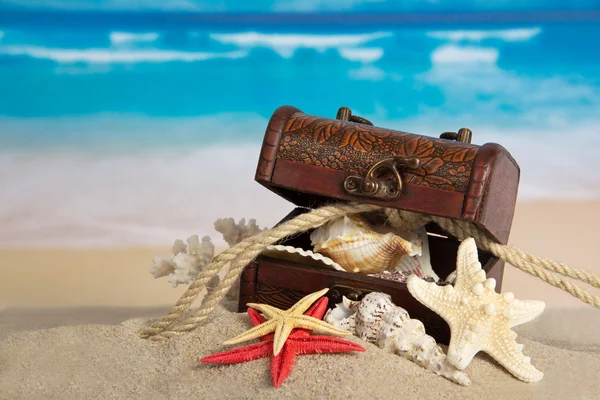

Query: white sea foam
[0,45,247,64]
[431,44,499,64]
[209,31,391,58]
[109,31,160,46]
[338,47,383,63]
[1,116,599,248]
[422,43,600,120]
[427,27,541,42]
[0,144,292,248]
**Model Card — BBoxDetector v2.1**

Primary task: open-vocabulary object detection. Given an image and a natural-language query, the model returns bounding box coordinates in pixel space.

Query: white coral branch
[150,217,266,295]
[149,235,215,288]
[149,256,174,279]
[214,218,266,247]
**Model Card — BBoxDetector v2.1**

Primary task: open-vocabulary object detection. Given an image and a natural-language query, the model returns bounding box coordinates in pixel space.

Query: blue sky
[2,0,600,12]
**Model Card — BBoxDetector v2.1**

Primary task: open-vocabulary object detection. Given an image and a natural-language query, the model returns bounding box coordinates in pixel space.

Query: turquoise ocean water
[1,2,599,246]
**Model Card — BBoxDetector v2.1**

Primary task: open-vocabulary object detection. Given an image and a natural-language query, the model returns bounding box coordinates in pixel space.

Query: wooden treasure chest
[238,106,520,344]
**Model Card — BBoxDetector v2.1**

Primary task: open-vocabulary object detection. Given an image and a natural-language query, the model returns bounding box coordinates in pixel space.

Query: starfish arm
[271,341,297,388]
[247,308,267,326]
[306,297,329,320]
[290,315,352,337]
[247,309,276,342]
[483,334,544,383]
[290,336,366,355]
[444,322,483,370]
[247,303,282,319]
[288,288,330,315]
[223,319,277,345]
[273,320,295,356]
[292,297,331,338]
[201,341,273,364]
[454,238,487,292]
[506,300,546,328]
[407,276,459,321]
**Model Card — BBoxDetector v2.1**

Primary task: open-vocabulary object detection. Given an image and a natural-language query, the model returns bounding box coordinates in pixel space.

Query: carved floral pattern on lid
[276,114,479,193]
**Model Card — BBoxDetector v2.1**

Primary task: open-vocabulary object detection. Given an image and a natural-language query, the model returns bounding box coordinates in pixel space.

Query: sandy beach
[1,200,600,399]
[2,200,598,309]
[3,8,600,398]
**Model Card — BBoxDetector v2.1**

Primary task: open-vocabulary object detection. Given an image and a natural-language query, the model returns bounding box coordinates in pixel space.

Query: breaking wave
[109,31,160,46]
[427,27,541,42]
[0,45,247,63]
[209,31,392,58]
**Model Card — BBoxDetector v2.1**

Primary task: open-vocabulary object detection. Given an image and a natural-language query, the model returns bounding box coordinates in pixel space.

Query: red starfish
[201,297,365,388]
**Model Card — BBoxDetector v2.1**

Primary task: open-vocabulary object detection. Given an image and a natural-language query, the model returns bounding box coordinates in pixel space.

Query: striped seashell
[309,215,419,275]
[325,292,471,386]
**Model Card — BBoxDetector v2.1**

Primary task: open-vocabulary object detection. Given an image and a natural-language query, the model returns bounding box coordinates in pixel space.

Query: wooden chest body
[239,106,519,345]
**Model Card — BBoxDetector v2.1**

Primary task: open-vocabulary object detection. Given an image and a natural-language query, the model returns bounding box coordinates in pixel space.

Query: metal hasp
[336,106,422,200]
[343,156,421,200]
[327,284,371,305]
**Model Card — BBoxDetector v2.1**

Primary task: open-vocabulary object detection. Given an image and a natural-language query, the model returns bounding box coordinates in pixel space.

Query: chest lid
[255,106,520,244]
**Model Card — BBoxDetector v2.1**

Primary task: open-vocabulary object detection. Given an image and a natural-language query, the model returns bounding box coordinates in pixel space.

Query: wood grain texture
[270,159,465,219]
[477,151,520,244]
[255,106,301,183]
[242,253,503,345]
[277,113,479,192]
[238,261,259,312]
[255,106,520,243]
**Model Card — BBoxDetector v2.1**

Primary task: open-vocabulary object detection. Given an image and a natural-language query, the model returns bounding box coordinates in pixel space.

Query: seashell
[325,292,471,386]
[262,244,345,272]
[310,215,439,280]
[309,215,417,274]
[393,227,439,281]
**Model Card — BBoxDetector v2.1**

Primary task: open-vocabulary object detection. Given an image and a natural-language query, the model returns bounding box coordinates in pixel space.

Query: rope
[139,203,381,341]
[385,208,600,309]
[140,203,600,341]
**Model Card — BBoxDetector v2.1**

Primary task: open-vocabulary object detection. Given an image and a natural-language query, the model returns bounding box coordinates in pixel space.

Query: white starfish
[407,238,546,383]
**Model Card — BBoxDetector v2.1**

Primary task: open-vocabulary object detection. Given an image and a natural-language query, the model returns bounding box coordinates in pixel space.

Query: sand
[1,200,600,398]
[1,303,600,399]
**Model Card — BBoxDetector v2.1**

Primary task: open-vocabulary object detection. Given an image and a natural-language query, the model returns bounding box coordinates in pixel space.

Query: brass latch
[336,106,374,126]
[343,156,421,200]
[440,128,473,144]
[327,284,372,305]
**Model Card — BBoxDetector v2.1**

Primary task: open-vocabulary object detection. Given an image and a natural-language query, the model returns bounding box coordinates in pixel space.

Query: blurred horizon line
[2,10,600,28]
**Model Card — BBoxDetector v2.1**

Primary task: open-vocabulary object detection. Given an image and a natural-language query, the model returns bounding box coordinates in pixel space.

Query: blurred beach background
[1,0,599,309]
